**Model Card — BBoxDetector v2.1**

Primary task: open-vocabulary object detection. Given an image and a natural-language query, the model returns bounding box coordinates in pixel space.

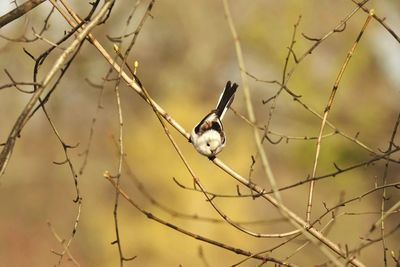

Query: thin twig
[351,0,400,43]
[375,112,400,266]
[0,0,113,176]
[78,77,106,175]
[213,158,364,266]
[222,0,281,204]
[245,71,397,163]
[306,9,374,224]
[47,222,81,267]
[40,102,82,266]
[262,16,301,145]
[104,173,295,266]
[285,0,370,81]
[109,0,153,262]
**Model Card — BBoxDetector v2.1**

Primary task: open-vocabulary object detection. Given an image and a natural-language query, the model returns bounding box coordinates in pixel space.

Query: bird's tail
[215,81,238,120]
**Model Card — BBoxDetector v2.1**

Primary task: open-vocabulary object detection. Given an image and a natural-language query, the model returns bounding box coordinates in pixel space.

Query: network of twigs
[0,0,399,266]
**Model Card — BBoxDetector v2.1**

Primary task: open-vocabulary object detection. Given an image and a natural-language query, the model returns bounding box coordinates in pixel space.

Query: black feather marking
[211,121,222,132]
[194,111,214,134]
[215,81,238,118]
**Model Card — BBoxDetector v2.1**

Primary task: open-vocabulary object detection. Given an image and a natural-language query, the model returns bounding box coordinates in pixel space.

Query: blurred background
[0,0,400,266]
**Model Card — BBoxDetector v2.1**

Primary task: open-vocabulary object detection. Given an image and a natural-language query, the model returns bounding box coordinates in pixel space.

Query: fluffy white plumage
[190,126,224,157]
[190,81,238,159]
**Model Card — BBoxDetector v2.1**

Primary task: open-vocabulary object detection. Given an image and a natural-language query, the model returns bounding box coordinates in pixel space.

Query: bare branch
[0,0,47,29]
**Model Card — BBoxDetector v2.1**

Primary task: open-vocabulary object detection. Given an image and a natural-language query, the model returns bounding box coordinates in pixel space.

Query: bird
[190,81,238,159]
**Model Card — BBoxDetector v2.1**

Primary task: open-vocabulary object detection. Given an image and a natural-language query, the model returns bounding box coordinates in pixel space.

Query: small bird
[190,81,238,159]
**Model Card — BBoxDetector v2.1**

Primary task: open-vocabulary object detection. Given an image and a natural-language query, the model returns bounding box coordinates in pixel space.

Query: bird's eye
[206,143,210,147]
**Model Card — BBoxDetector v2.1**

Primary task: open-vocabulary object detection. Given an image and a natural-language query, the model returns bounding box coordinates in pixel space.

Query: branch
[0,0,47,29]
[49,1,366,265]
[222,0,281,204]
[104,173,296,267]
[0,0,115,176]
[306,9,374,224]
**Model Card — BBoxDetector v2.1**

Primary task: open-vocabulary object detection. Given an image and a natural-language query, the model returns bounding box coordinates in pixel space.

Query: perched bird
[190,81,238,159]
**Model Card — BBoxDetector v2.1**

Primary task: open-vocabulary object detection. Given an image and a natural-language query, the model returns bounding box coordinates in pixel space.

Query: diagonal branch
[0,0,47,29]
[0,0,115,176]
[49,1,366,265]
